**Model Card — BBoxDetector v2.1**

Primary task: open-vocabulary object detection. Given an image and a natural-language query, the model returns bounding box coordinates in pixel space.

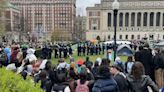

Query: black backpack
[56,67,67,83]
[0,53,8,65]
[52,82,69,92]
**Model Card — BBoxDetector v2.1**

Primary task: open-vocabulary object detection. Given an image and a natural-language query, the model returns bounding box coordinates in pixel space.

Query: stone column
[52,6,54,31]
[160,12,163,27]
[129,12,131,28]
[10,9,13,32]
[141,12,143,28]
[43,6,46,33]
[135,12,137,27]
[32,5,35,32]
[147,12,150,27]
[111,12,113,28]
[123,12,125,29]
[154,12,156,28]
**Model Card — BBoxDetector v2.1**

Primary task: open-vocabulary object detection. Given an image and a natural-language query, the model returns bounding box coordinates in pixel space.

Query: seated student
[127,62,158,92]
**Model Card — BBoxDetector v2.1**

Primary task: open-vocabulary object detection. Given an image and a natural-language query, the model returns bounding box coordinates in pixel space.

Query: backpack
[52,82,70,92]
[56,67,67,83]
[0,53,8,65]
[75,80,89,92]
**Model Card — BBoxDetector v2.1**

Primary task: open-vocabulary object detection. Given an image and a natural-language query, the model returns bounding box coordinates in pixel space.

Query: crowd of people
[0,42,163,92]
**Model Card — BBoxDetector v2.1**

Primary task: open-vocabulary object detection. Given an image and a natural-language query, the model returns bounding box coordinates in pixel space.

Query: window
[156,12,160,26]
[119,35,122,40]
[137,13,141,26]
[143,12,147,26]
[125,35,128,40]
[119,13,123,27]
[125,13,129,27]
[131,35,134,40]
[131,13,135,26]
[108,35,110,40]
[93,26,97,30]
[92,19,97,24]
[150,12,154,26]
[108,13,111,27]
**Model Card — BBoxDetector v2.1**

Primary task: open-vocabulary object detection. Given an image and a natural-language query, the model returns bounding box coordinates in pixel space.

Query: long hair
[131,62,145,79]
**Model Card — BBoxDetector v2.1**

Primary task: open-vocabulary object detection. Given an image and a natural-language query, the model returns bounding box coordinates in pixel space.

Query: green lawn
[51,52,128,65]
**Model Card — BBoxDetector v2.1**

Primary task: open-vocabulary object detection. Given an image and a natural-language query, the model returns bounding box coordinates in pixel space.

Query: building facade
[9,0,76,41]
[0,3,20,42]
[86,0,164,41]
[75,15,86,41]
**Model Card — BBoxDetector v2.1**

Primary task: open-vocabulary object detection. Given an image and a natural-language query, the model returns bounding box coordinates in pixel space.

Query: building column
[32,5,35,32]
[141,12,143,28]
[123,12,125,29]
[154,12,156,28]
[43,6,46,33]
[147,12,150,28]
[10,9,13,32]
[160,12,163,27]
[129,12,131,28]
[111,12,113,29]
[135,12,137,27]
[52,6,54,32]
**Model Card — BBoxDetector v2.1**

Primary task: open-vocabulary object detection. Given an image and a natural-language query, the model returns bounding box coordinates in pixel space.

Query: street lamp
[112,0,120,61]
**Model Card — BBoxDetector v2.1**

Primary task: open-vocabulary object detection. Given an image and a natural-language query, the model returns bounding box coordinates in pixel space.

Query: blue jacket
[92,75,119,92]
[3,48,11,64]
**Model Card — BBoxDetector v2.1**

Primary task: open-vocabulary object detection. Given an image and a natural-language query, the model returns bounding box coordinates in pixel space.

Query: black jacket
[114,73,129,92]
[127,75,158,92]
[92,75,119,92]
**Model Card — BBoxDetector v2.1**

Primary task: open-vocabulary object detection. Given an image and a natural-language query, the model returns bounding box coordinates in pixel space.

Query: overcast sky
[76,0,100,16]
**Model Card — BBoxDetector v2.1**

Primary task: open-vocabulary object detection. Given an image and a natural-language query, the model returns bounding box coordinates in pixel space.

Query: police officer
[82,45,86,56]
[54,47,58,58]
[68,46,73,55]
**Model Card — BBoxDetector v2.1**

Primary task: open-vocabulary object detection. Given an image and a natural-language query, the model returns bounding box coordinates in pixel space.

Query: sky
[76,0,100,16]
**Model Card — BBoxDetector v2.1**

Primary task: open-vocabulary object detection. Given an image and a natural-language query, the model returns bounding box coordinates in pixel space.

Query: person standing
[68,46,73,56]
[127,62,158,92]
[138,44,155,82]
[54,47,58,58]
[102,44,105,54]
[59,47,63,58]
[92,65,119,92]
[154,49,164,88]
[110,64,129,92]
[82,45,86,56]
[134,46,143,61]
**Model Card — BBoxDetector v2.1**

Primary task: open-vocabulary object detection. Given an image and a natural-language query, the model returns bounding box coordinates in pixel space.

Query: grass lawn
[51,51,128,65]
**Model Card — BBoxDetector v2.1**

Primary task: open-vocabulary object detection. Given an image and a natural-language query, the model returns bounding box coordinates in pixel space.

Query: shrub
[0,68,44,92]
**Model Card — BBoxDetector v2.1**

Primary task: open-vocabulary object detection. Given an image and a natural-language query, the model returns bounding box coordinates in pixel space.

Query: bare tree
[0,0,7,42]
[51,28,63,42]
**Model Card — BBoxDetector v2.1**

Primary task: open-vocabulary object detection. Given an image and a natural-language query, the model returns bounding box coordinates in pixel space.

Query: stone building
[86,0,164,41]
[9,0,76,41]
[75,15,86,41]
[0,3,20,42]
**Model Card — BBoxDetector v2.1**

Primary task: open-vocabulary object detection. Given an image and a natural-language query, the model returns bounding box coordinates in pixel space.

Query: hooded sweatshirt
[4,47,11,64]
